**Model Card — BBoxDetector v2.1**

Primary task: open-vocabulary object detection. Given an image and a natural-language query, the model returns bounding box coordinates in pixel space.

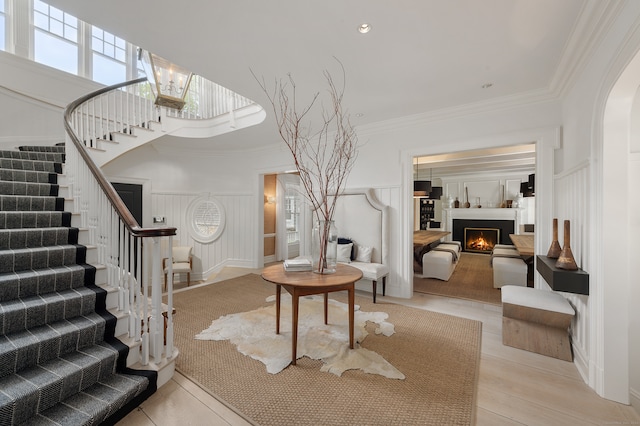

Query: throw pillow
[356,244,373,263]
[337,243,353,263]
[338,237,356,260]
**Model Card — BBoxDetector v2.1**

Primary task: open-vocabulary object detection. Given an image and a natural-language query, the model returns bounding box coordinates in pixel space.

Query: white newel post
[165,236,175,358]
[150,237,163,363]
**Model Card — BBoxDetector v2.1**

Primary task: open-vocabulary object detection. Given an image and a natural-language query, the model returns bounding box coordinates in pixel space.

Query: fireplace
[464,227,500,253]
[452,218,515,252]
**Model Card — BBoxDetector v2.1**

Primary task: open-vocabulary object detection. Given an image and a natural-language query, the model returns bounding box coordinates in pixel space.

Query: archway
[599,45,640,408]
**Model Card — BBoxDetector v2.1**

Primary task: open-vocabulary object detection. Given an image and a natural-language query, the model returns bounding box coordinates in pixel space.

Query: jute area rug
[169,273,482,426]
[414,252,502,305]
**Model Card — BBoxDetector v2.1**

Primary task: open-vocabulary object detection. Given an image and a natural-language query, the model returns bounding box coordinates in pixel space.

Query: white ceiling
[47,0,600,162]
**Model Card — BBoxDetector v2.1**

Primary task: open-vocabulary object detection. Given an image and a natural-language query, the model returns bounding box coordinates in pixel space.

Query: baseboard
[201,258,256,280]
[631,387,640,414]
[572,340,589,385]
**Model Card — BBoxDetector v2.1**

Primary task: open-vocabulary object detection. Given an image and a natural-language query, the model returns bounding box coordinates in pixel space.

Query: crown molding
[355,1,627,139]
[550,0,627,98]
[355,87,557,137]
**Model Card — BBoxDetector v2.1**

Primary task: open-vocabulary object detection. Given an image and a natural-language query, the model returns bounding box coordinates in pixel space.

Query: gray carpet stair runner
[0,145,157,425]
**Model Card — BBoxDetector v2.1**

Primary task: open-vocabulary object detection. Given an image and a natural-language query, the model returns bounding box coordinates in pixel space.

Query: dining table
[509,234,534,257]
[413,230,451,246]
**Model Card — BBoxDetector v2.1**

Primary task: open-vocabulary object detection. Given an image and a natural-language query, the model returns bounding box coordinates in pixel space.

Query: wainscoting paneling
[152,192,256,281]
[553,163,590,379]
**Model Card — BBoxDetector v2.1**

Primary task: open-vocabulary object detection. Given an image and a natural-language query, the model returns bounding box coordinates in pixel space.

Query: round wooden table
[261,263,363,365]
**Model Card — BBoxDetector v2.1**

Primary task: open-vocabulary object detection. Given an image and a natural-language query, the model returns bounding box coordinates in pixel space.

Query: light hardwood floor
[117,267,640,425]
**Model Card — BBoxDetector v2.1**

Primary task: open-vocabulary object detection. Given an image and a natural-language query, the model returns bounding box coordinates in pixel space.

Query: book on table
[283,258,312,271]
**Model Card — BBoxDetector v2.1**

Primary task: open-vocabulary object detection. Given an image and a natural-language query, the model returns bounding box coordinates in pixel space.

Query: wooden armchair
[163,246,193,290]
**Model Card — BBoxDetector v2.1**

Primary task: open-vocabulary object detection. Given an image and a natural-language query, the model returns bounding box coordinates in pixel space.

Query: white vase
[311,220,338,274]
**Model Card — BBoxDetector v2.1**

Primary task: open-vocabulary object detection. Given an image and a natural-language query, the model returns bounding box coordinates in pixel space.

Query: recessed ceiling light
[481,83,493,89]
[355,113,364,118]
[358,23,372,34]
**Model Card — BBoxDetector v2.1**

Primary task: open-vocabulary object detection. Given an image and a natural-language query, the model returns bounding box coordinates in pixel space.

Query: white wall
[559,0,640,405]
[0,51,101,149]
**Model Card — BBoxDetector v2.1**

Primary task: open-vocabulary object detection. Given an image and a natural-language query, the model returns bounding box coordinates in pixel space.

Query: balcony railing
[166,75,256,120]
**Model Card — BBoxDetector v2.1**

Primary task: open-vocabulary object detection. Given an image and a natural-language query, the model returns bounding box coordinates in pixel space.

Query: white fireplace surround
[443,208,524,241]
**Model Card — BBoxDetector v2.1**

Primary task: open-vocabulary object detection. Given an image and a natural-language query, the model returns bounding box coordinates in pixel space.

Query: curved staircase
[0,144,157,425]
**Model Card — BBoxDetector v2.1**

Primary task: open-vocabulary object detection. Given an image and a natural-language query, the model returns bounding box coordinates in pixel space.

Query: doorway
[112,182,143,225]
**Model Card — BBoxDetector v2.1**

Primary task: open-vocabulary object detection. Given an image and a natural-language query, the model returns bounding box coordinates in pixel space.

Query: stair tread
[0,345,150,425]
[27,371,151,426]
[0,227,79,248]
[0,286,97,334]
[0,168,58,184]
[0,244,88,274]
[0,158,63,174]
[0,211,72,228]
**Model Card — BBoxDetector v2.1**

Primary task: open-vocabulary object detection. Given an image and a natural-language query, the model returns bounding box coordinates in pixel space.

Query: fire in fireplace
[464,227,500,253]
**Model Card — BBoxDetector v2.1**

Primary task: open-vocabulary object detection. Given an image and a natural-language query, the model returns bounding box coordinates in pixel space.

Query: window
[33,0,78,74]
[186,196,226,243]
[92,26,126,85]
[285,186,301,244]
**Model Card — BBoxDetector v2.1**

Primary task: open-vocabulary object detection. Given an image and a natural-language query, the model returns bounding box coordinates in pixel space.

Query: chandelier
[138,49,193,110]
[413,157,431,197]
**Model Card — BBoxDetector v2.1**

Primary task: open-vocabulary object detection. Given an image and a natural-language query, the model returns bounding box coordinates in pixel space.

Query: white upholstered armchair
[163,246,193,290]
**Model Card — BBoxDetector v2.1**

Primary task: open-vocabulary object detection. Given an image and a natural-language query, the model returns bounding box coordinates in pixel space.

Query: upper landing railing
[71,75,259,153]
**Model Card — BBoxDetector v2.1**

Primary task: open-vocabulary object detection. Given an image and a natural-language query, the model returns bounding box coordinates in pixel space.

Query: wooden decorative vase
[555,220,578,270]
[546,218,562,259]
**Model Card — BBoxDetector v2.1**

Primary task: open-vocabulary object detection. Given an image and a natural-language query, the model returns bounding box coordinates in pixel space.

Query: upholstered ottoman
[501,285,575,361]
[492,256,527,288]
[493,244,516,251]
[422,250,456,281]
[437,242,462,257]
[491,247,520,260]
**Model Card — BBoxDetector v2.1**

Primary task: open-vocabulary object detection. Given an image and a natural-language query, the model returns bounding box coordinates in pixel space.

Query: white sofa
[330,189,390,303]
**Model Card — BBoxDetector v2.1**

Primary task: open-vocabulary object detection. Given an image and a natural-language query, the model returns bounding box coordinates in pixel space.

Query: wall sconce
[264,195,276,204]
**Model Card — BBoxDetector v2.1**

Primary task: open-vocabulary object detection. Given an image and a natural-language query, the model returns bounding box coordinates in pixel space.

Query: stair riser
[0,181,59,197]
[0,195,64,212]
[0,265,96,302]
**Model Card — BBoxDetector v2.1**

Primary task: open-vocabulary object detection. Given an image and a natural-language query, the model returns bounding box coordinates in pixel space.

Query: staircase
[0,144,157,425]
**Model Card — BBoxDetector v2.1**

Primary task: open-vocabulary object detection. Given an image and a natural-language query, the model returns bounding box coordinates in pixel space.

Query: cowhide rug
[195,294,405,379]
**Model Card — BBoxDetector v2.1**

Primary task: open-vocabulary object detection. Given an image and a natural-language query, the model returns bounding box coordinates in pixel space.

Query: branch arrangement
[253,62,358,225]
[254,62,358,273]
